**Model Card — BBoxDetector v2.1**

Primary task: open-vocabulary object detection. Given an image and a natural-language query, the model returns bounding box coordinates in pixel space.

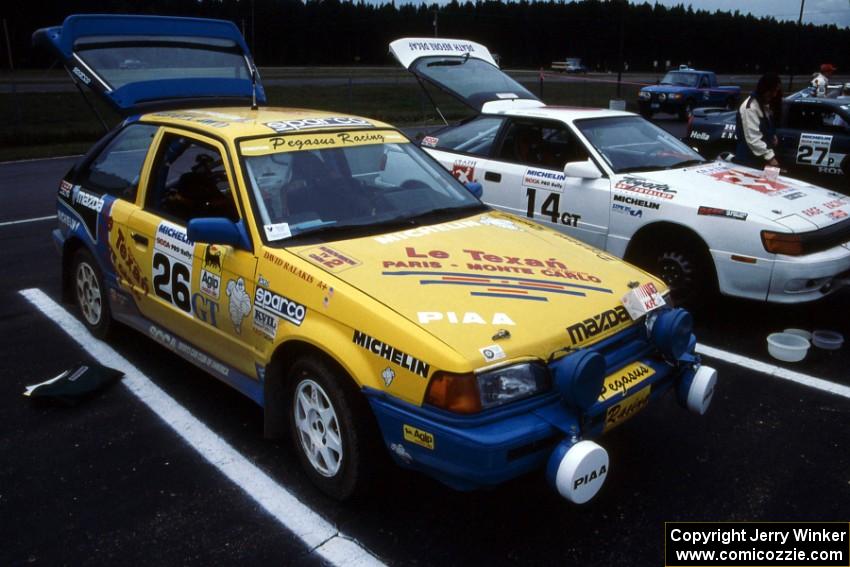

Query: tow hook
[546,439,609,503]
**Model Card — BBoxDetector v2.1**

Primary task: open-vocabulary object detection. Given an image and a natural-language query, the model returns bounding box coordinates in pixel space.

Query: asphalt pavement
[1,130,849,566]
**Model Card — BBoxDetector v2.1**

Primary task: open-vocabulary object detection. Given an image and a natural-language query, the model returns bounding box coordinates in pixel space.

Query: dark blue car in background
[638,67,740,120]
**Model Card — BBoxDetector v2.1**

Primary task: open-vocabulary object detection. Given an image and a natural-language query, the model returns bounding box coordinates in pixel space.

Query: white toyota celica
[391,37,850,304]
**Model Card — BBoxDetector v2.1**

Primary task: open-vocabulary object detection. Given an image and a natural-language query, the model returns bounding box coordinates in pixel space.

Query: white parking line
[0,215,56,227]
[696,343,850,400]
[19,288,385,567]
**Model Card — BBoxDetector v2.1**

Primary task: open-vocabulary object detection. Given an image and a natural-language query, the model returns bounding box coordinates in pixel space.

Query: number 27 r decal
[525,188,581,227]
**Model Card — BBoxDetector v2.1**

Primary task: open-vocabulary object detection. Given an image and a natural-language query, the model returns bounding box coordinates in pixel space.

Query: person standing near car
[733,73,782,169]
[811,63,837,97]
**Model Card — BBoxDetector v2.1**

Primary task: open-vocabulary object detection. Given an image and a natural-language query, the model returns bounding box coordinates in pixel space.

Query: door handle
[484,171,501,182]
[131,232,149,246]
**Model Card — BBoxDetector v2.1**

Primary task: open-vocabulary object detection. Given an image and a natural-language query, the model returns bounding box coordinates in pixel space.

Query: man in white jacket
[733,73,782,169]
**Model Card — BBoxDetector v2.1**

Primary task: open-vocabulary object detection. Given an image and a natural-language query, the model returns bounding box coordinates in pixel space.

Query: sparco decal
[254,287,306,326]
[265,117,372,133]
[352,330,430,378]
[566,305,631,345]
[71,66,91,85]
[614,177,677,200]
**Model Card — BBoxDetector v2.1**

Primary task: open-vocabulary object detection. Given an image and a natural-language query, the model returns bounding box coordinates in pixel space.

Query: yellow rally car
[39,15,717,502]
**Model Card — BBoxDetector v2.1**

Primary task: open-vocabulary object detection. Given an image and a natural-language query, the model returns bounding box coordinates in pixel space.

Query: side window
[787,106,846,133]
[431,116,505,157]
[497,120,589,169]
[76,123,158,201]
[699,76,708,88]
[146,134,239,224]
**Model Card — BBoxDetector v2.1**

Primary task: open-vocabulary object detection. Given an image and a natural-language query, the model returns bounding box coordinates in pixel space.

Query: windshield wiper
[403,203,488,224]
[284,204,487,241]
[616,165,661,173]
[668,158,707,169]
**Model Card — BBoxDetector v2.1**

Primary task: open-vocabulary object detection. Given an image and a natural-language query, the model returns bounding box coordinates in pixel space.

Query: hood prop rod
[66,66,109,134]
[415,75,447,126]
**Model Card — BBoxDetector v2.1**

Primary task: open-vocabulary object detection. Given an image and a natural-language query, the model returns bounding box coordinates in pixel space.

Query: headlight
[761,230,803,255]
[671,93,683,100]
[659,93,667,101]
[477,363,550,409]
[425,363,550,414]
[639,91,651,100]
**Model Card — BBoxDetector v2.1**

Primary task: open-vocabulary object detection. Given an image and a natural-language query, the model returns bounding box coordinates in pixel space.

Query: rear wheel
[287,355,380,500]
[71,248,113,338]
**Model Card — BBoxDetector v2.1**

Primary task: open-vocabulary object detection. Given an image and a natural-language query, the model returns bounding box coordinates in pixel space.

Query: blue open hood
[33,14,266,115]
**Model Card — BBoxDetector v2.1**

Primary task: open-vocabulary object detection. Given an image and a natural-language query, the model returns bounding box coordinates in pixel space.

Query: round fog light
[650,308,693,360]
[686,365,717,415]
[547,440,609,504]
[551,350,605,410]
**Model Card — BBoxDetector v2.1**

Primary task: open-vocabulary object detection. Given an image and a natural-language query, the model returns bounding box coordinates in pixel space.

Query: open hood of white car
[389,37,541,112]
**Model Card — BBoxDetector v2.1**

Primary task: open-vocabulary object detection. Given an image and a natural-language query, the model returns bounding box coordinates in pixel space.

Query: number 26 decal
[152,252,192,313]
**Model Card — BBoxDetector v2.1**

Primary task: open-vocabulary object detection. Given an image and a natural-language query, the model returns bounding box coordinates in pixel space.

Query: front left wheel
[287,355,380,500]
[71,248,114,339]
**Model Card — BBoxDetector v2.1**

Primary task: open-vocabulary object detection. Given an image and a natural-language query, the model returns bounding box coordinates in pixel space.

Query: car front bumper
[364,327,707,492]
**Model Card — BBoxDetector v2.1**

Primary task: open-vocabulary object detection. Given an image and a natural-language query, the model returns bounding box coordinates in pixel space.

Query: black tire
[678,100,694,121]
[630,234,716,307]
[286,354,380,500]
[71,248,114,339]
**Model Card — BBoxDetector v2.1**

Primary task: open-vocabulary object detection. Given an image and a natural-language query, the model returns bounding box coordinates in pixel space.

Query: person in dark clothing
[733,73,783,169]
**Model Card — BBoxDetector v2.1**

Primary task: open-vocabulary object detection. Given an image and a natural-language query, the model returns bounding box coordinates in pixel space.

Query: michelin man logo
[226,278,252,334]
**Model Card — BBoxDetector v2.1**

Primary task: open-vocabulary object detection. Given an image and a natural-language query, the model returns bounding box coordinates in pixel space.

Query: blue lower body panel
[365,354,685,491]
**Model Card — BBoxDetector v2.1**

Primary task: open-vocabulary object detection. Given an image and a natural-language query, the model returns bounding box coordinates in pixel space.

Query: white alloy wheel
[293,379,343,477]
[75,261,102,326]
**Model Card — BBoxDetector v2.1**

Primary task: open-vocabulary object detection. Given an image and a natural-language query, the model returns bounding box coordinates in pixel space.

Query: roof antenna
[251,65,258,111]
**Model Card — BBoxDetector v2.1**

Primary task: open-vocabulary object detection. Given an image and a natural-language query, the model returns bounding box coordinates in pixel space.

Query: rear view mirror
[564,160,602,180]
[187,217,251,250]
[465,181,483,198]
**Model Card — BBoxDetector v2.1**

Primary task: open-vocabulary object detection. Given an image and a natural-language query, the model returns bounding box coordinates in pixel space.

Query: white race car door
[483,117,611,249]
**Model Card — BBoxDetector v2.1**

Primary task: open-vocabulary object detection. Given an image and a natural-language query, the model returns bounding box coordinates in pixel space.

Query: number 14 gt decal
[526,188,581,227]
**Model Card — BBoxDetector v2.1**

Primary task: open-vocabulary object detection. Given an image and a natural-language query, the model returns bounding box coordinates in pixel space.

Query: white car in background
[390,37,850,304]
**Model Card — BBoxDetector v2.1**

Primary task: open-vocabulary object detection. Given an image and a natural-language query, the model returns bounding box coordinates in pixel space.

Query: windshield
[240,129,483,242]
[574,116,705,173]
[75,36,251,88]
[660,72,699,87]
[412,56,537,108]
